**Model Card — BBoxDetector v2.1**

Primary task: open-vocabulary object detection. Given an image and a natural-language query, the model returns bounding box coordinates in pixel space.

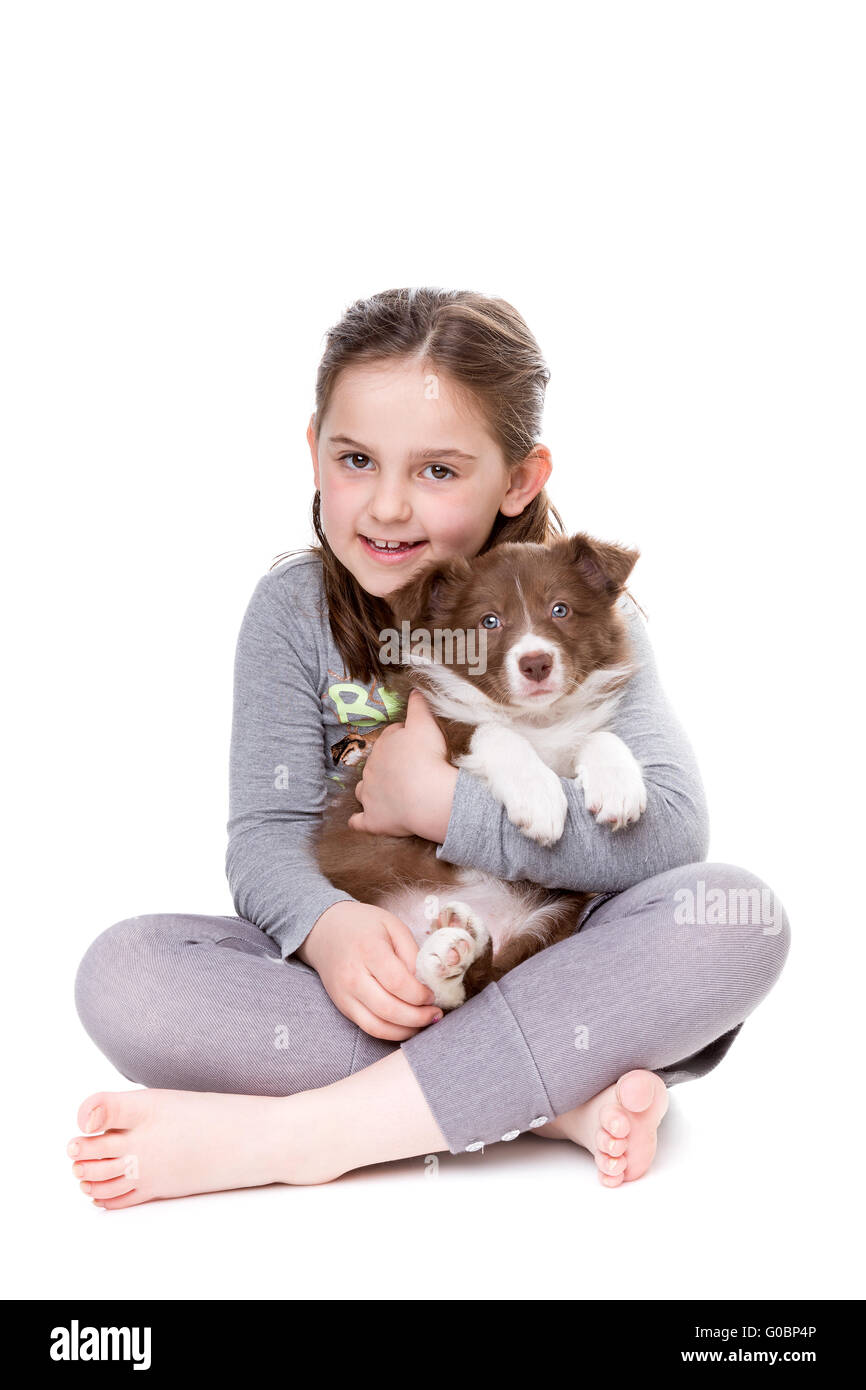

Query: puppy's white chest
[508,690,626,776]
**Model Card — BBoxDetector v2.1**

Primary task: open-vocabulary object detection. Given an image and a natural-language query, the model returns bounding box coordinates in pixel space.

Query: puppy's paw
[415,929,472,1010]
[415,904,490,1010]
[575,761,647,831]
[430,900,488,945]
[503,770,568,846]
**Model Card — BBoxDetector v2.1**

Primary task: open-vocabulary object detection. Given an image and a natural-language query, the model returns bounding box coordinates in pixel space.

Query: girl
[69,287,790,1209]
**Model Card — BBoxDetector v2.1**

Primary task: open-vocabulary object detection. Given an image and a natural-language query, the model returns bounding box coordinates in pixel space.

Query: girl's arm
[431,596,710,891]
[225,573,359,960]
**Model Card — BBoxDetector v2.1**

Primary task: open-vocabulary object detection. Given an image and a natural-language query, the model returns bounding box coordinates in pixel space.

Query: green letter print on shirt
[326,680,405,727]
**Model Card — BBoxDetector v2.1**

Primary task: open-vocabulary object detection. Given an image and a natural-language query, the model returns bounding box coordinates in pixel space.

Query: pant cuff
[400,982,555,1155]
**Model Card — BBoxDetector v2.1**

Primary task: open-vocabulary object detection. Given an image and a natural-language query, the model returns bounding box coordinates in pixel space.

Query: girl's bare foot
[530,1069,669,1186]
[67,1050,450,1210]
[66,1087,343,1210]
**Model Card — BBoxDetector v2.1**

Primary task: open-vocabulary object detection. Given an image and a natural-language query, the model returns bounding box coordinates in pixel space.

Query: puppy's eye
[551,603,570,618]
[480,613,501,629]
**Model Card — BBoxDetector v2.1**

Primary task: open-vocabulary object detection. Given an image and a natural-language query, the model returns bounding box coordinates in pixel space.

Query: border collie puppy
[313,531,647,1011]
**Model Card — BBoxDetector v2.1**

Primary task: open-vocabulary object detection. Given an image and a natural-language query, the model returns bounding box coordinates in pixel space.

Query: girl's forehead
[325,360,498,453]
[332,358,457,406]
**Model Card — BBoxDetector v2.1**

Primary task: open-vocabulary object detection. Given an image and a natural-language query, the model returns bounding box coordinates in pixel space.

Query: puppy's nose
[518,650,553,683]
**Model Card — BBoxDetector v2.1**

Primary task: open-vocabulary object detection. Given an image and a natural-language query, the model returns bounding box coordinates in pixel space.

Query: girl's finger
[347,995,418,1043]
[370,947,437,1008]
[357,971,440,1030]
[405,687,430,720]
[383,914,435,985]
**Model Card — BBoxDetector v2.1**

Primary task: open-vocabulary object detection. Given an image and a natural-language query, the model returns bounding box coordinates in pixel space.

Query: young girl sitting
[69,287,790,1209]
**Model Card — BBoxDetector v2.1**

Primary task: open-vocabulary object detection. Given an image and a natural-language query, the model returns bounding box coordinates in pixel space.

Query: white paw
[431,899,485,939]
[502,768,568,846]
[415,928,474,1009]
[456,723,567,847]
[415,902,490,1011]
[575,760,647,831]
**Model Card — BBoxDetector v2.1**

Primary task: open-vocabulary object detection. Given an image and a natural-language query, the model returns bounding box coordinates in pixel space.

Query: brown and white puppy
[313,531,647,1011]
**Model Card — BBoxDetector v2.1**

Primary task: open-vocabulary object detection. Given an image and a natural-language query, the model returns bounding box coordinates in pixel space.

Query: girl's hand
[348,688,458,841]
[298,900,442,1040]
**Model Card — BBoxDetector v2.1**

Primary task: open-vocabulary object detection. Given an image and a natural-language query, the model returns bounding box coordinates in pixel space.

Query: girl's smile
[358,534,429,564]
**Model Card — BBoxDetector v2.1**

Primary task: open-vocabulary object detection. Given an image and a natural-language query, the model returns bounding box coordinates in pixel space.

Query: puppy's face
[386,532,639,711]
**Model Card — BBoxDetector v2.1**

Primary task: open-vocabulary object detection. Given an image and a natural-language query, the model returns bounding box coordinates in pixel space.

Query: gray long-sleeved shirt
[225,551,710,960]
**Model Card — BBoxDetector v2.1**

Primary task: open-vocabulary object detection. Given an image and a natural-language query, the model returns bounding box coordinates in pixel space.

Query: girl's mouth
[358,535,428,564]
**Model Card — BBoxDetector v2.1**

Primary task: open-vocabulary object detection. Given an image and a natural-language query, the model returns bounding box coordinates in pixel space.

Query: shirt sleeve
[433,597,710,891]
[225,572,358,960]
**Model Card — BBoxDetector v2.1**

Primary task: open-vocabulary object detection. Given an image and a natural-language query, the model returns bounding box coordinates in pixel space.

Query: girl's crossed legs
[69,860,790,1207]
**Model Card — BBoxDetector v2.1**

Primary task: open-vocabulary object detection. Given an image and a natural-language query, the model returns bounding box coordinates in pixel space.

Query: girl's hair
[271,286,636,684]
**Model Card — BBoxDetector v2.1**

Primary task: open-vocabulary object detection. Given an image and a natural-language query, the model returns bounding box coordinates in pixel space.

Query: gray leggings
[74,860,791,1155]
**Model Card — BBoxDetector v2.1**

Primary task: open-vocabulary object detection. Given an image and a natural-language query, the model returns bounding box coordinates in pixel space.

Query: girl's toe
[76,1090,148,1136]
[72,1157,134,1183]
[599,1104,631,1139]
[87,1174,138,1200]
[76,1093,109,1133]
[68,1133,124,1163]
[94,1190,145,1211]
[596,1150,626,1177]
[596,1130,626,1157]
[616,1070,657,1112]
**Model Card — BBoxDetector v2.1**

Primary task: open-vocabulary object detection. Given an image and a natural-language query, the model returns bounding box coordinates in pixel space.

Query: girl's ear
[386,554,472,625]
[561,532,640,600]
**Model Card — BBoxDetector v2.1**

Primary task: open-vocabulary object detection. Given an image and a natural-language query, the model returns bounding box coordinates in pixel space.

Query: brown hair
[271,286,639,683]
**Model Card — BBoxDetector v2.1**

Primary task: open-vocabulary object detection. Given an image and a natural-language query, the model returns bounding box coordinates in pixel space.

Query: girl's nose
[368,482,412,524]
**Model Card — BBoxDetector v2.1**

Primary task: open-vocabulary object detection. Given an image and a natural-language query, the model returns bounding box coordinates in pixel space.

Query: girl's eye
[341,453,373,470]
[480,613,501,629]
[551,603,570,618]
[422,463,456,481]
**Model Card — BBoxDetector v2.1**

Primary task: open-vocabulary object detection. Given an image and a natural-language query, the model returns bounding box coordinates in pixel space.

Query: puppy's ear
[386,554,472,626]
[563,532,640,600]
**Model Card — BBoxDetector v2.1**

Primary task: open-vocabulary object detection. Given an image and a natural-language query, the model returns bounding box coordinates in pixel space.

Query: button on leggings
[74,860,791,1154]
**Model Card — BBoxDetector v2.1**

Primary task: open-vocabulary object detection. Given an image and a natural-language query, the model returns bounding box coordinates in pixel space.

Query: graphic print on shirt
[325,669,405,779]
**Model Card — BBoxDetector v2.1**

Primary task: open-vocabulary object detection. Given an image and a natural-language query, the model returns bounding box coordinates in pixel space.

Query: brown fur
[313,531,639,1002]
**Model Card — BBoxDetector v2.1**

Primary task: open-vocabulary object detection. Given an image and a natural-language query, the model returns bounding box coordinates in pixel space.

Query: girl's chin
[340,558,425,598]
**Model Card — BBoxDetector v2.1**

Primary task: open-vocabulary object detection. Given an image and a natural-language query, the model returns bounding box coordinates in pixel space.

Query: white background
[1,0,863,1301]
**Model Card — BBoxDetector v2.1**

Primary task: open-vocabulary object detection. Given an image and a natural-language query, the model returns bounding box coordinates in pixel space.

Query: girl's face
[308,359,551,597]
